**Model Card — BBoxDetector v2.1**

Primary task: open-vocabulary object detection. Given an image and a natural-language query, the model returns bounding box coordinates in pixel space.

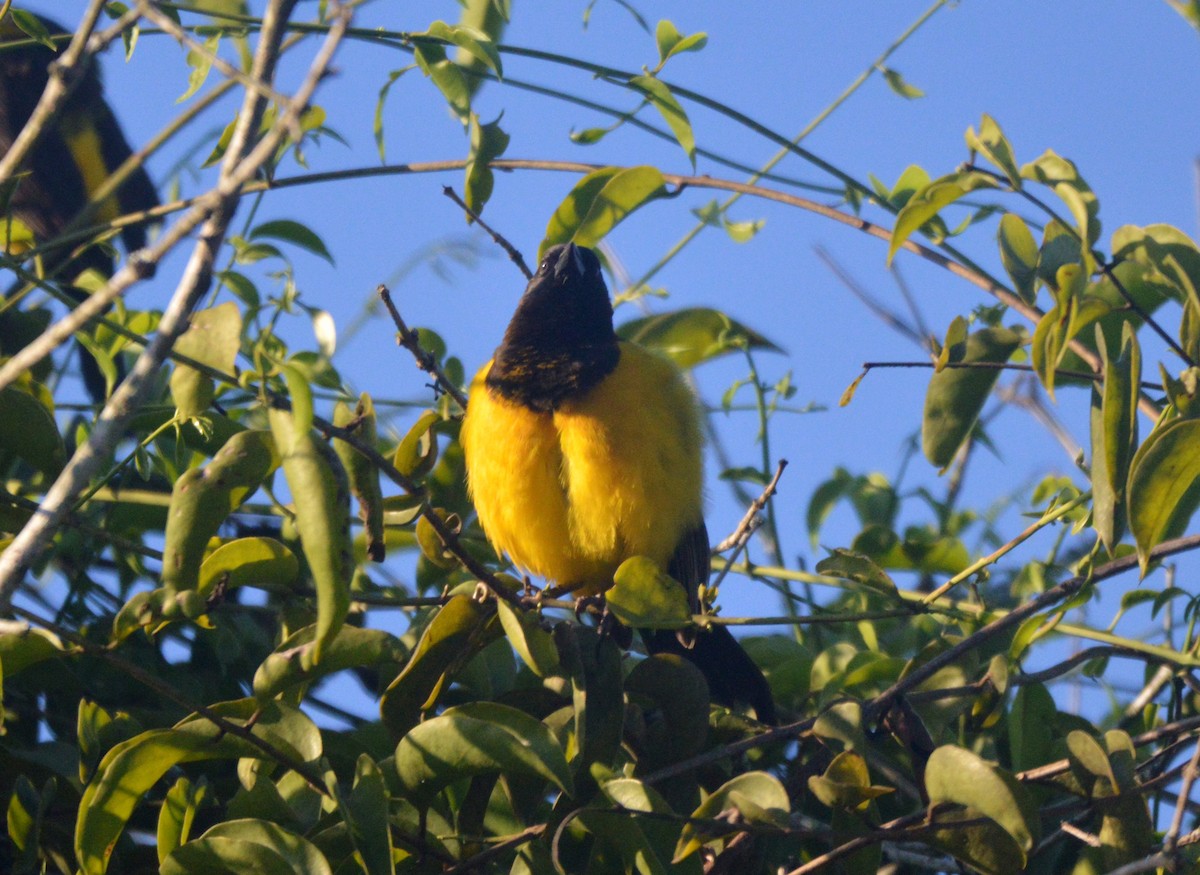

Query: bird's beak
[554,242,586,281]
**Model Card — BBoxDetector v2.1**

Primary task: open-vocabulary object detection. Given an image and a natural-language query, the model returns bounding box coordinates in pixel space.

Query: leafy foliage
[0,4,1199,875]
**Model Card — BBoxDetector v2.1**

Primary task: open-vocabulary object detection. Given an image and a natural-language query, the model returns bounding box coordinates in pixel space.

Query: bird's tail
[641,625,777,725]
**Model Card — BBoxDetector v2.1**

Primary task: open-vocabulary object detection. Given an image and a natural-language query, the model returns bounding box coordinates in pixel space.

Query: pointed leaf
[674,772,788,861]
[608,556,692,629]
[618,306,782,369]
[249,219,334,265]
[629,75,695,167]
[541,166,668,259]
[922,326,1023,468]
[394,702,572,804]
[998,213,1039,304]
[888,169,998,264]
[925,745,1039,859]
[1128,417,1200,574]
[965,114,1020,187]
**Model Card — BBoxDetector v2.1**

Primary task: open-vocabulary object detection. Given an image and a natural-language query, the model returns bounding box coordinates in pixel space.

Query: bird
[460,241,777,723]
[0,12,159,401]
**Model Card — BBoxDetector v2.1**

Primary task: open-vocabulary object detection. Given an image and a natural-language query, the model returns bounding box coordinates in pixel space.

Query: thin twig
[441,185,532,280]
[442,824,547,875]
[713,459,789,553]
[1164,736,1200,853]
[1059,821,1102,848]
[377,284,469,409]
[862,359,1162,391]
[816,246,925,347]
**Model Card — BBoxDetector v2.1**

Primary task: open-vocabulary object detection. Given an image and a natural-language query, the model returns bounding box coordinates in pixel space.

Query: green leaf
[267,407,353,664]
[1091,323,1140,553]
[394,702,572,804]
[179,32,220,102]
[338,756,393,875]
[1037,219,1086,290]
[464,113,510,217]
[380,592,500,735]
[624,655,710,765]
[161,431,278,594]
[253,625,407,700]
[925,745,1039,860]
[655,20,707,64]
[455,0,510,97]
[592,778,683,875]
[496,599,559,677]
[413,42,471,125]
[997,213,1039,304]
[156,777,206,864]
[922,326,1023,469]
[814,549,898,596]
[424,20,502,78]
[373,68,410,162]
[1021,150,1100,247]
[888,169,998,264]
[965,114,1020,187]
[170,302,242,420]
[628,75,696,168]
[0,384,65,478]
[0,622,67,676]
[541,165,668,259]
[160,819,331,875]
[608,556,692,628]
[249,219,334,265]
[617,306,783,369]
[1008,683,1056,771]
[10,10,57,49]
[807,751,894,810]
[392,409,440,480]
[881,66,924,99]
[556,624,624,797]
[674,772,788,861]
[691,199,764,243]
[812,700,867,751]
[197,537,299,598]
[933,315,969,371]
[1128,417,1200,574]
[6,774,44,867]
[76,701,320,875]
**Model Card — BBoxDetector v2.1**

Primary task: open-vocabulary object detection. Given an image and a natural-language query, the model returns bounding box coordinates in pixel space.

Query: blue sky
[28,1,1200,717]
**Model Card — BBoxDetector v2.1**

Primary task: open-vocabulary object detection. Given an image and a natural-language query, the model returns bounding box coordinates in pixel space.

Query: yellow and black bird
[461,242,776,723]
[0,12,159,400]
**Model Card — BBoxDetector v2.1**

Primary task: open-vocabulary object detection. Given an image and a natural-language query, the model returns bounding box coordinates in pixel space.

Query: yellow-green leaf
[1090,324,1140,553]
[608,556,692,629]
[925,745,1039,861]
[1127,417,1200,574]
[888,169,998,265]
[628,75,695,168]
[541,166,668,260]
[922,326,1023,469]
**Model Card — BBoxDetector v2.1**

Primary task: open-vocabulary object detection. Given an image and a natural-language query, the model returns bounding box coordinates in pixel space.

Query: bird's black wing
[642,521,778,724]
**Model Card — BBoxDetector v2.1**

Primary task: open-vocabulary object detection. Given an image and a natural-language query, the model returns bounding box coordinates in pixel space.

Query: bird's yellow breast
[460,341,703,595]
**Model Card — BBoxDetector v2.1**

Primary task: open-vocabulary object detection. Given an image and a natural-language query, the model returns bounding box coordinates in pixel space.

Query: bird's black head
[486,242,620,412]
